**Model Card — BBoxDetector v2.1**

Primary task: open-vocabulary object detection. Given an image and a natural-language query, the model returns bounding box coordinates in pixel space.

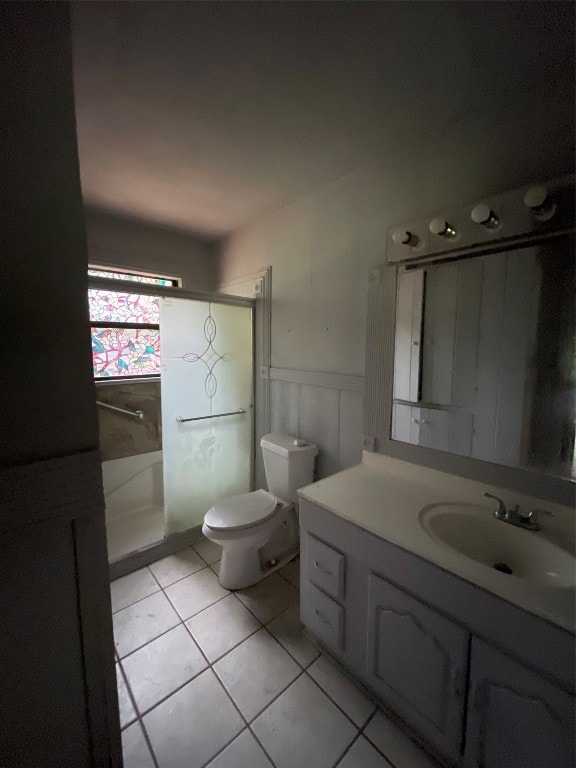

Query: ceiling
[72,1,573,238]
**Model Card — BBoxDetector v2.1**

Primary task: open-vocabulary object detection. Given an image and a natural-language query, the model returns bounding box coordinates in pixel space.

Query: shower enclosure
[90,274,253,563]
[160,296,253,534]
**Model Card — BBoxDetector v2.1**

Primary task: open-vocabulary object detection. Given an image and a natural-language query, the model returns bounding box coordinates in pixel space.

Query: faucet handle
[483,492,507,519]
[527,508,553,526]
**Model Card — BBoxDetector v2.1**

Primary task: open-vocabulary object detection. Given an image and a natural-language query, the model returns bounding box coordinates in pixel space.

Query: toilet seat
[204,489,279,532]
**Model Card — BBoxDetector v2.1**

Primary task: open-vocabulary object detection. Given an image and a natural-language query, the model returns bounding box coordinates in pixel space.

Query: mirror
[391,236,575,480]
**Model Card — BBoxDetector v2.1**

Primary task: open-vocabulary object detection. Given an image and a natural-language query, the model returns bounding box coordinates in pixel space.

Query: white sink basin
[419,503,575,589]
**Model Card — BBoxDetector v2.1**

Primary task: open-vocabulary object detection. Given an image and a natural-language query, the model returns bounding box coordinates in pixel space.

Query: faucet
[483,492,552,531]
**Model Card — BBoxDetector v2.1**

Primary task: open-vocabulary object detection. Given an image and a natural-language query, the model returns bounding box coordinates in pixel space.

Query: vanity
[299,177,575,768]
[299,454,575,768]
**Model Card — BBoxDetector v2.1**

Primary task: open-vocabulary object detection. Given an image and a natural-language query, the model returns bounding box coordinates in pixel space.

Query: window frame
[89,267,179,382]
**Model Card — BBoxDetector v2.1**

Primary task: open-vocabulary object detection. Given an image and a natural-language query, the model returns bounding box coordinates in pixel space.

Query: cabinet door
[366,575,468,760]
[391,403,413,443]
[412,407,428,446]
[465,638,575,768]
[426,408,451,451]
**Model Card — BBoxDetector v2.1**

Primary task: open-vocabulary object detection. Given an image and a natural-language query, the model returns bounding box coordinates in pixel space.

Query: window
[88,268,178,379]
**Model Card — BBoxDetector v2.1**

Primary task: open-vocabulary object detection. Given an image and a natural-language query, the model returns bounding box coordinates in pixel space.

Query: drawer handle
[314,609,332,626]
[313,560,332,575]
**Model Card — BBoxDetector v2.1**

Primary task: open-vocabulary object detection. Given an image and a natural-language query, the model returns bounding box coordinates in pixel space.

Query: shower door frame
[89,276,256,578]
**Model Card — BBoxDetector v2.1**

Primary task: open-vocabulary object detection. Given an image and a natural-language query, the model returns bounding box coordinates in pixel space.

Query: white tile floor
[112,540,442,768]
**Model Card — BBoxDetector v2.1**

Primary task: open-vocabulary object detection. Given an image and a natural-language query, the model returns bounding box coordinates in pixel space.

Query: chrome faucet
[483,492,552,531]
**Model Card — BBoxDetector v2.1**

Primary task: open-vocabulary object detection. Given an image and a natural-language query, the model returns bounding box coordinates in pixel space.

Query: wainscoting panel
[267,371,365,480]
[300,384,340,478]
[270,379,301,437]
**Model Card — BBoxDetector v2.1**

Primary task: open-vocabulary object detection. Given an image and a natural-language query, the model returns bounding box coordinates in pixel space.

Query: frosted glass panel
[210,303,253,503]
[160,297,253,534]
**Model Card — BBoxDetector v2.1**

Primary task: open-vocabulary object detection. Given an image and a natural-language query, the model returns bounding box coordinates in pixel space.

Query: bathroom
[2,2,574,768]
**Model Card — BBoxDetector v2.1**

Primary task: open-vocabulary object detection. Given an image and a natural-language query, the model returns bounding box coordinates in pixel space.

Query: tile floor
[112,539,441,768]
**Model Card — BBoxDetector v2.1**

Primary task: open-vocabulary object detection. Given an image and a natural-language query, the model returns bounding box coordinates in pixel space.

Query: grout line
[191,540,223,567]
[147,559,212,589]
[194,622,264,666]
[361,707,443,768]
[179,609,264,667]
[196,728,246,768]
[260,620,318,671]
[117,660,160,768]
[332,731,362,768]
[233,582,300,624]
[115,547,420,768]
[161,581,231,624]
[115,661,139,730]
[274,558,300,590]
[146,564,164,591]
[358,712,409,768]
[209,626,305,728]
[138,715,161,768]
[112,561,211,614]
[245,668,306,728]
[115,616,181,661]
[111,581,161,615]
[304,667,367,734]
[195,671,255,768]
[246,723,279,768]
[128,664,210,721]
[180,615,220,668]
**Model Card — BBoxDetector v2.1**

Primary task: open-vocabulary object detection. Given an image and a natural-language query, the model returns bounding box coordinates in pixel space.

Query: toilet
[202,433,317,590]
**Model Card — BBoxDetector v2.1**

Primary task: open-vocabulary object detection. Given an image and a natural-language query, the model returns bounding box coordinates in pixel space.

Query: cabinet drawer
[305,582,344,651]
[306,534,345,600]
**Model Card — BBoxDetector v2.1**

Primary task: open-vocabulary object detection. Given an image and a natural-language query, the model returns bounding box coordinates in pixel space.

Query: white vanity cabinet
[299,497,575,768]
[465,639,575,768]
[366,575,468,758]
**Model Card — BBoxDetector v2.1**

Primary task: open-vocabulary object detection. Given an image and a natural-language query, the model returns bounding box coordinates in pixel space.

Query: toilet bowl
[202,434,317,590]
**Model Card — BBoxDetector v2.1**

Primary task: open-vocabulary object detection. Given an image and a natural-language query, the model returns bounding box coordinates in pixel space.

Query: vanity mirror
[392,239,574,477]
[364,176,575,505]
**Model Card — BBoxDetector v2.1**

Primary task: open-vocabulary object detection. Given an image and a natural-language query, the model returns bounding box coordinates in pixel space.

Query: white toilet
[202,433,318,590]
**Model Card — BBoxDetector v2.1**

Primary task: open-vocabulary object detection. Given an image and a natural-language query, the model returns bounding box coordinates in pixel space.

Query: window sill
[94,376,161,387]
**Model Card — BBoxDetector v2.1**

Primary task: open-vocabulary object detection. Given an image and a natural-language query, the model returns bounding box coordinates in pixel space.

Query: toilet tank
[260,433,318,504]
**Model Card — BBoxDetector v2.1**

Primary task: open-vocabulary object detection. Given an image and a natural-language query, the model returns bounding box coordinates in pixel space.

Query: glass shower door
[160,297,253,534]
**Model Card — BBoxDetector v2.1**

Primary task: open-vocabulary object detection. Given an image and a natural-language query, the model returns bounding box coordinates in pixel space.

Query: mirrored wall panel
[391,236,575,479]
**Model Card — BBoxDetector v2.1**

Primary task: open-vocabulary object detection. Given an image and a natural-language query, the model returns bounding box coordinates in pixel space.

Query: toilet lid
[205,489,279,531]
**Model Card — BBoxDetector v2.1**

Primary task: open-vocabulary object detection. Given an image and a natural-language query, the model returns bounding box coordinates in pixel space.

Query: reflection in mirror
[391,237,575,480]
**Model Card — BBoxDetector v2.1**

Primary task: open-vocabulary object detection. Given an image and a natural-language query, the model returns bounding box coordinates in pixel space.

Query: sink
[419,503,575,589]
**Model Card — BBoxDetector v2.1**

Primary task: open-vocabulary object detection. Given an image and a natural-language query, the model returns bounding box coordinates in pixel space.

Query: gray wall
[85,207,219,291]
[1,3,120,765]
[97,380,161,461]
[219,21,574,479]
[86,210,219,464]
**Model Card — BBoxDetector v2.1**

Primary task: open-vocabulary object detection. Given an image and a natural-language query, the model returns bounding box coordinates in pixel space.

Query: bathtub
[101,450,165,561]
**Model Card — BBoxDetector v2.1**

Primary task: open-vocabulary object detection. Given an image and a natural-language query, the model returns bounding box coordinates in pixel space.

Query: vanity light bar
[386,174,575,265]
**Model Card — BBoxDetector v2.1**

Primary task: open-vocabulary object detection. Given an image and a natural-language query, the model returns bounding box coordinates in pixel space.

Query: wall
[85,209,218,469]
[0,3,120,766]
[219,28,574,479]
[85,206,218,291]
[97,380,161,460]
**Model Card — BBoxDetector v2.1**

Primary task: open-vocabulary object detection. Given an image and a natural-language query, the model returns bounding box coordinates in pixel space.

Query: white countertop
[299,452,575,633]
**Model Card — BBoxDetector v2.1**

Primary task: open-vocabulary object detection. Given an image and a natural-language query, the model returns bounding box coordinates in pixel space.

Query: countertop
[299,451,575,633]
